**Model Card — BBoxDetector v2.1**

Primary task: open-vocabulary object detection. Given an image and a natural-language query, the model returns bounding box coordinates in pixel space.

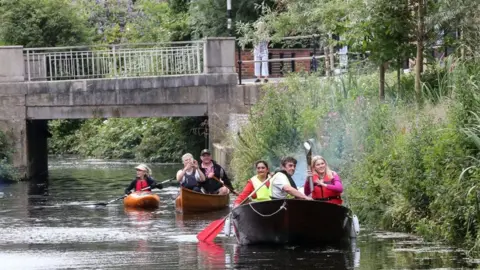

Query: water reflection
[0,159,478,269]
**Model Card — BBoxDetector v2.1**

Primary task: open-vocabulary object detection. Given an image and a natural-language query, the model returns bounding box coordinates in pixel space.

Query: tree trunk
[415,0,424,103]
[324,46,331,76]
[329,44,335,74]
[379,62,386,100]
[397,63,401,98]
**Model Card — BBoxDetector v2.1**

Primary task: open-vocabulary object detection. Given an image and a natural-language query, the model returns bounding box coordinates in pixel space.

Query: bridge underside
[27,104,208,119]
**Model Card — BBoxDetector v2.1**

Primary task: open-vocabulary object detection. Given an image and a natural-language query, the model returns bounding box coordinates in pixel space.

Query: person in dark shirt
[198,149,236,195]
[124,164,161,194]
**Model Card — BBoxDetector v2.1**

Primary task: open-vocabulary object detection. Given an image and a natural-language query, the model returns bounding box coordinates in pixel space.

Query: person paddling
[304,155,343,204]
[269,156,312,200]
[198,149,236,195]
[234,160,271,207]
[124,164,162,195]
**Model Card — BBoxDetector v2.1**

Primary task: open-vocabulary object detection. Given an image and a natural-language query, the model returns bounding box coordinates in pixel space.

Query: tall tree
[188,0,275,38]
[0,0,93,47]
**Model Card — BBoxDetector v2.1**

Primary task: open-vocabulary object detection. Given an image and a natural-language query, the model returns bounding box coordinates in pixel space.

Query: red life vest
[311,174,343,205]
[135,179,149,192]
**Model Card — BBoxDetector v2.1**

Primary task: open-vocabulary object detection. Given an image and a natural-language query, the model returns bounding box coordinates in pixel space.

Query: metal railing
[235,34,370,84]
[24,41,205,81]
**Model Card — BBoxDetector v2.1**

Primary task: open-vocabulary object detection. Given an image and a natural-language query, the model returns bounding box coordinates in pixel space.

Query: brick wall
[235,48,320,78]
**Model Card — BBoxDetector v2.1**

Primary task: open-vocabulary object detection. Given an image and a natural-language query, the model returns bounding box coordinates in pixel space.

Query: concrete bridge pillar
[0,46,27,179]
[0,46,48,180]
[203,38,243,156]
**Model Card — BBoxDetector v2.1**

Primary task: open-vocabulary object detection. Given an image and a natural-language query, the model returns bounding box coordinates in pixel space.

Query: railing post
[26,49,31,81]
[237,41,243,85]
[113,45,117,77]
[0,46,25,82]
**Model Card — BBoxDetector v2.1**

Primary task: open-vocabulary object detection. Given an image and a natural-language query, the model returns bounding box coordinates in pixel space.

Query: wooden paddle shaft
[212,175,239,195]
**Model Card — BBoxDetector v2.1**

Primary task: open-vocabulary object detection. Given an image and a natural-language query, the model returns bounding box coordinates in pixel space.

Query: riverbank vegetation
[230,58,480,254]
[48,117,208,163]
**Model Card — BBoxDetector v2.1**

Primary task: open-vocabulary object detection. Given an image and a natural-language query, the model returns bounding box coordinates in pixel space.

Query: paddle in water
[93,178,173,206]
[304,139,314,198]
[197,175,271,242]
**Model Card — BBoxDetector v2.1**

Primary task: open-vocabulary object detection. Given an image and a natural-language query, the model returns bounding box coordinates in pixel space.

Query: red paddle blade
[197,217,227,242]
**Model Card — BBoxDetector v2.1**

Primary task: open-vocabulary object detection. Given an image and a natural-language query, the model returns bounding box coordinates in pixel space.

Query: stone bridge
[0,38,262,179]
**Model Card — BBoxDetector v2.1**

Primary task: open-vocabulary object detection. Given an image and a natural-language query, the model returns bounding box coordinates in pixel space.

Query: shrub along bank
[229,58,480,254]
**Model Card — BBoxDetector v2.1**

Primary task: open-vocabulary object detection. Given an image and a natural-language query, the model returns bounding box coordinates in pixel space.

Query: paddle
[304,139,314,198]
[197,175,271,242]
[211,175,239,196]
[94,178,173,206]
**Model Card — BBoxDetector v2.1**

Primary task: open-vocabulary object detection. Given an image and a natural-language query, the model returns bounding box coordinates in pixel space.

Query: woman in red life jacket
[304,156,343,205]
[124,164,161,195]
[234,160,271,207]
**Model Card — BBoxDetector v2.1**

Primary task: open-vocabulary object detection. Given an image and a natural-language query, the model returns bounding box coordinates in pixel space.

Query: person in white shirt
[270,156,313,200]
[176,153,205,193]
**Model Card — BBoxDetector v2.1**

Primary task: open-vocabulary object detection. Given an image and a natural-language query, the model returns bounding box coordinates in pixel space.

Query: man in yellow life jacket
[269,156,313,200]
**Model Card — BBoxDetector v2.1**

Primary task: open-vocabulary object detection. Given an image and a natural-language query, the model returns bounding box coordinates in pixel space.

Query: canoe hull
[124,191,160,209]
[175,187,229,213]
[232,199,352,246]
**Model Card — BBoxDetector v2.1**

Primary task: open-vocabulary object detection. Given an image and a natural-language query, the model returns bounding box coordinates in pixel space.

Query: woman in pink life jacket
[124,164,161,194]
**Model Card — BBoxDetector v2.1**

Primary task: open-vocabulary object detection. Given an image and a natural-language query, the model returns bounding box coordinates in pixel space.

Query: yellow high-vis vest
[250,175,271,202]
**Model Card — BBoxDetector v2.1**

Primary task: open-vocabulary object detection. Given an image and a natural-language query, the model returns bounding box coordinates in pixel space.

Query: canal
[0,159,477,269]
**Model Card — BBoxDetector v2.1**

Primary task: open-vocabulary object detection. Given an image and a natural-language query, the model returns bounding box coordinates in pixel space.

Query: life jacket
[135,179,149,192]
[269,171,295,199]
[312,173,342,205]
[250,175,271,202]
[182,171,199,189]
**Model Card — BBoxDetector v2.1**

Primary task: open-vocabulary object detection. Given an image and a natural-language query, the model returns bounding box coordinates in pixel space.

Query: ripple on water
[0,226,177,245]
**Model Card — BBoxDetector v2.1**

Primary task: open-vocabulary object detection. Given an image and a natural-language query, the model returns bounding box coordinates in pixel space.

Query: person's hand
[125,190,132,195]
[305,196,314,201]
[192,160,199,169]
[208,172,214,178]
[184,162,192,170]
[314,179,322,185]
[306,169,313,177]
[155,183,163,189]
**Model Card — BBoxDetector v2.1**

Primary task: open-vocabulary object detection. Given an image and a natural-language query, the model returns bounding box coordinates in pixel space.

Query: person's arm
[147,177,158,189]
[234,180,255,207]
[177,162,192,182]
[324,173,343,193]
[283,185,313,200]
[176,170,185,182]
[124,179,136,194]
[195,169,206,182]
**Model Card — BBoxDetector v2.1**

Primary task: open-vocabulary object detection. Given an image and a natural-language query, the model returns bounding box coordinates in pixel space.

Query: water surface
[0,158,477,269]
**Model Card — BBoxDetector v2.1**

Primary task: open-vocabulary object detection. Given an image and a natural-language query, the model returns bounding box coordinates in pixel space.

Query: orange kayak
[123,191,160,209]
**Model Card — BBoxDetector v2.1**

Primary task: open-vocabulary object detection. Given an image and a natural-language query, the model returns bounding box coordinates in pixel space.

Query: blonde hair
[135,163,152,176]
[311,155,334,179]
[181,153,194,162]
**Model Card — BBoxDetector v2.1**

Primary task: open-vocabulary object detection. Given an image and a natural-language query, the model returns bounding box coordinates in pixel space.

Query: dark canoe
[175,187,229,213]
[231,199,353,246]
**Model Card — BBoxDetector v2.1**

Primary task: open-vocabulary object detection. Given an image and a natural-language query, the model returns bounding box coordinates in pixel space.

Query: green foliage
[189,0,275,38]
[0,131,19,181]
[128,0,190,42]
[0,0,93,47]
[48,117,207,163]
